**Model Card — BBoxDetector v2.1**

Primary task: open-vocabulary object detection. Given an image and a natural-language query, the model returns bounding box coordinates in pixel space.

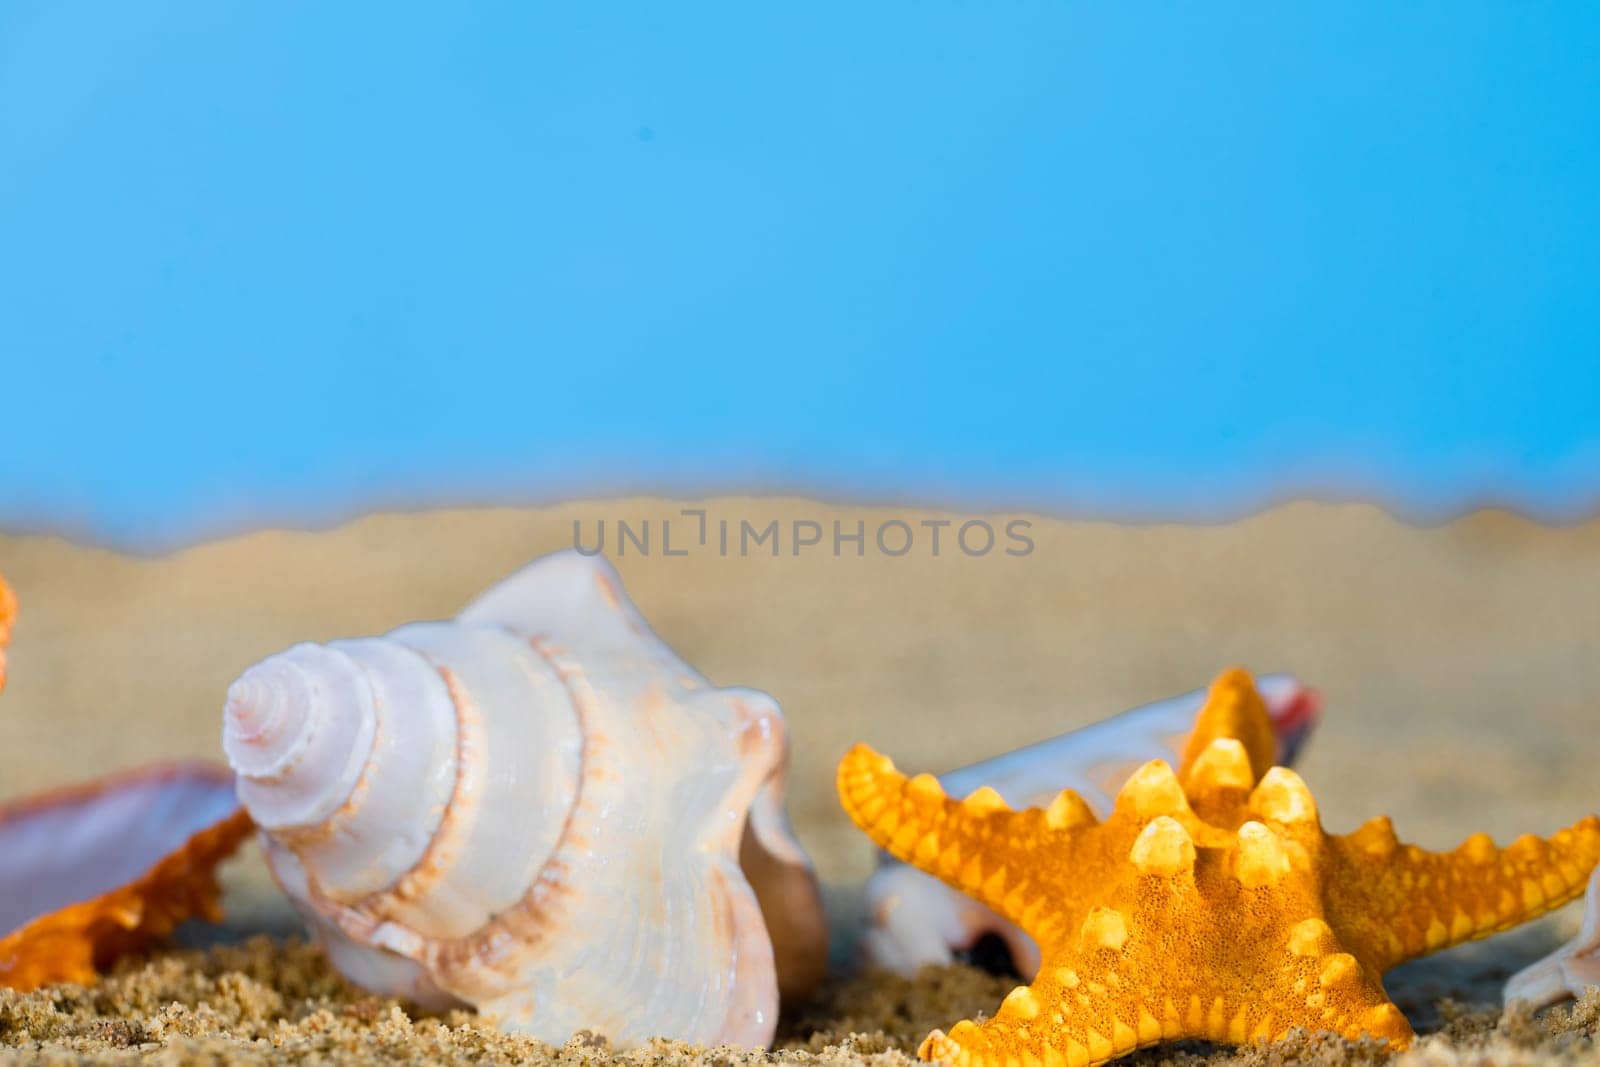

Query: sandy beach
[2,497,1598,1064]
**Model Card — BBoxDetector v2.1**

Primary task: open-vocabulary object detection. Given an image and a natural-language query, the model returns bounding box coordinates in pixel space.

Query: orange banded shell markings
[221,549,827,1049]
[0,762,253,992]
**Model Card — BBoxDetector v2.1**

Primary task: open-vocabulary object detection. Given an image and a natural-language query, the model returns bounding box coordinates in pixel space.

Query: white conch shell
[861,674,1321,977]
[1504,865,1600,1009]
[222,550,826,1049]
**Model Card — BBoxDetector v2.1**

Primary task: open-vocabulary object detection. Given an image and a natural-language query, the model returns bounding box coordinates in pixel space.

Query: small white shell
[222,550,826,1048]
[1504,865,1600,1009]
[861,674,1320,976]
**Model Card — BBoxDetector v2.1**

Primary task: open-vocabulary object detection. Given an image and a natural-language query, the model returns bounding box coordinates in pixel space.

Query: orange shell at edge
[0,571,15,693]
[0,764,256,992]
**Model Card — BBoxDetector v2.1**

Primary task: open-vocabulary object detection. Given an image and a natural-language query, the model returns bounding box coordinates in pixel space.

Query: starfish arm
[919,956,1183,1067]
[1176,667,1277,784]
[1234,921,1416,1053]
[837,744,1084,931]
[920,933,1413,1067]
[1327,814,1600,971]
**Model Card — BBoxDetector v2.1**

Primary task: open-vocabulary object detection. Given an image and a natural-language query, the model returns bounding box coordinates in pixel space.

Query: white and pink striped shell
[1504,865,1600,1009]
[222,550,826,1049]
[861,674,1321,978]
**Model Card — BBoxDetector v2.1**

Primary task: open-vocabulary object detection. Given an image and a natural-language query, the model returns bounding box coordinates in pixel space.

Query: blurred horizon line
[4,477,1599,557]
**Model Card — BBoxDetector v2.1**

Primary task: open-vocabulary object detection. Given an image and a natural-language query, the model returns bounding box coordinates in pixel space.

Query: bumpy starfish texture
[838,669,1600,1067]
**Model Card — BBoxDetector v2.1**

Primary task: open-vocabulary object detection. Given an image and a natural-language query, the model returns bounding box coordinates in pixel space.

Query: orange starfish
[838,669,1600,1067]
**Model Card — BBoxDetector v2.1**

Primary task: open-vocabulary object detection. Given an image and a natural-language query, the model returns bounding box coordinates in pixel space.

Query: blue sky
[2,4,1597,547]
